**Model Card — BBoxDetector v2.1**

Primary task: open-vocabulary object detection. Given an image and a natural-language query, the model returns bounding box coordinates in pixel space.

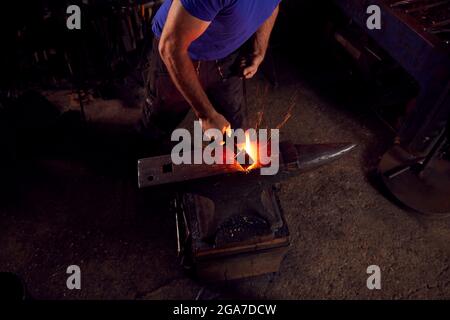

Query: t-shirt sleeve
[180,0,227,22]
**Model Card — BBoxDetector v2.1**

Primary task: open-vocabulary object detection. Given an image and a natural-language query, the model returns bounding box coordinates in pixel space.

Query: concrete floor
[1,52,450,300]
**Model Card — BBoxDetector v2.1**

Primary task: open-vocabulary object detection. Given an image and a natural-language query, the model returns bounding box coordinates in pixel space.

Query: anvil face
[137,141,356,242]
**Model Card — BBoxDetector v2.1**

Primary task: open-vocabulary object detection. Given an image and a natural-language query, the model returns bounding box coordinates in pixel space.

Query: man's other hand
[200,111,231,135]
[242,54,264,79]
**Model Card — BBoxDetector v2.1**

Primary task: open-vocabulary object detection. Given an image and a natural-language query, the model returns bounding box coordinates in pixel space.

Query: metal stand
[378,129,450,215]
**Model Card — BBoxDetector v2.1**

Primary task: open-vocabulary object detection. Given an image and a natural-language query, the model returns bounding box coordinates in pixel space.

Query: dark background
[0,0,449,299]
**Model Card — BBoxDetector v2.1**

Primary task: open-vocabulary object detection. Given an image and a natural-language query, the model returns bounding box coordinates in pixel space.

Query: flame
[229,89,296,172]
[236,132,260,172]
[245,132,259,167]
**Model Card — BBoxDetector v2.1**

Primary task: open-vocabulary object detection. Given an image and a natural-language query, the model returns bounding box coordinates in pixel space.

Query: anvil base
[175,186,289,281]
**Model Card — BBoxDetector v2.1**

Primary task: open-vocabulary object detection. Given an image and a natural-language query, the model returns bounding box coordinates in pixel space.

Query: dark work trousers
[140,38,246,143]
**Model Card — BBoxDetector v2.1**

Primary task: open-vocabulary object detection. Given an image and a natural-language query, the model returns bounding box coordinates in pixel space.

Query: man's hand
[200,111,231,135]
[242,54,265,79]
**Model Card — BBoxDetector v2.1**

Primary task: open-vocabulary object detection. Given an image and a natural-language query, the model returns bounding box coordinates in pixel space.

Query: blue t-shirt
[152,0,280,61]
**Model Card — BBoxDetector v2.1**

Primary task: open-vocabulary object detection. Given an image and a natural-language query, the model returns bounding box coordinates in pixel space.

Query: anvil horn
[290,142,357,172]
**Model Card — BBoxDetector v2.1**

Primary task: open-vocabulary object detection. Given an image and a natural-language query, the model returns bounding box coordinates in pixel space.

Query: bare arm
[243,5,279,79]
[158,0,229,133]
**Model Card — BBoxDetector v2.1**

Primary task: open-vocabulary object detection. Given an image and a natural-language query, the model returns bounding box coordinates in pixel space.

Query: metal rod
[431,18,450,28]
[405,0,450,14]
[428,28,450,34]
[390,0,425,8]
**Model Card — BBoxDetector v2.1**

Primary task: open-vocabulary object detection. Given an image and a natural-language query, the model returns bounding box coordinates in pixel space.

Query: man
[140,0,280,143]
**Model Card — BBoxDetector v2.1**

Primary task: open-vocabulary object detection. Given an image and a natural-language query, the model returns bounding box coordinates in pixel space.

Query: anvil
[137,141,355,243]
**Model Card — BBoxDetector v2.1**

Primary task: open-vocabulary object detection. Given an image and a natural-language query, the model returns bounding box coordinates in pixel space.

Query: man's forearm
[252,5,279,59]
[242,5,279,79]
[159,42,216,120]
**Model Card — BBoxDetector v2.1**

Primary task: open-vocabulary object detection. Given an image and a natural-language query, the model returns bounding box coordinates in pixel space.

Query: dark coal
[215,214,271,246]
